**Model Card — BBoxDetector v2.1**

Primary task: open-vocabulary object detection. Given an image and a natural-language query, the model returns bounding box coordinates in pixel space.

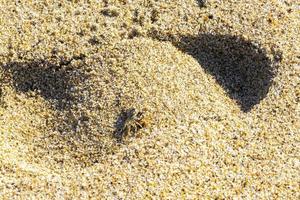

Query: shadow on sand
[173,33,276,112]
[1,59,107,166]
[2,59,85,110]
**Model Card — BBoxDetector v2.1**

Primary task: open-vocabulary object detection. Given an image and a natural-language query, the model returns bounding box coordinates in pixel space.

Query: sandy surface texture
[0,0,299,199]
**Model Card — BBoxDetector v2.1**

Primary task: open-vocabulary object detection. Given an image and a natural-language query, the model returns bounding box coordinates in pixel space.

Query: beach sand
[0,0,299,199]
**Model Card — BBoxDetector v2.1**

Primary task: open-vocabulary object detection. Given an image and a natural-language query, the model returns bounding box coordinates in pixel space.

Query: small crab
[114,108,149,142]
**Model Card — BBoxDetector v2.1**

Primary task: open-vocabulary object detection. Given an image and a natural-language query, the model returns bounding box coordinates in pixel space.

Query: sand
[0,0,299,199]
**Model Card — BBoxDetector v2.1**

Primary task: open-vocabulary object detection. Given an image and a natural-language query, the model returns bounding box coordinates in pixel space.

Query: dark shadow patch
[88,36,100,45]
[128,28,142,39]
[174,34,276,112]
[2,59,85,110]
[101,8,119,17]
[197,0,207,8]
[0,87,3,106]
[1,58,108,167]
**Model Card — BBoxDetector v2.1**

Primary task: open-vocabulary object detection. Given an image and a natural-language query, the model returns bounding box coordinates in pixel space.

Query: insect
[114,108,150,142]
